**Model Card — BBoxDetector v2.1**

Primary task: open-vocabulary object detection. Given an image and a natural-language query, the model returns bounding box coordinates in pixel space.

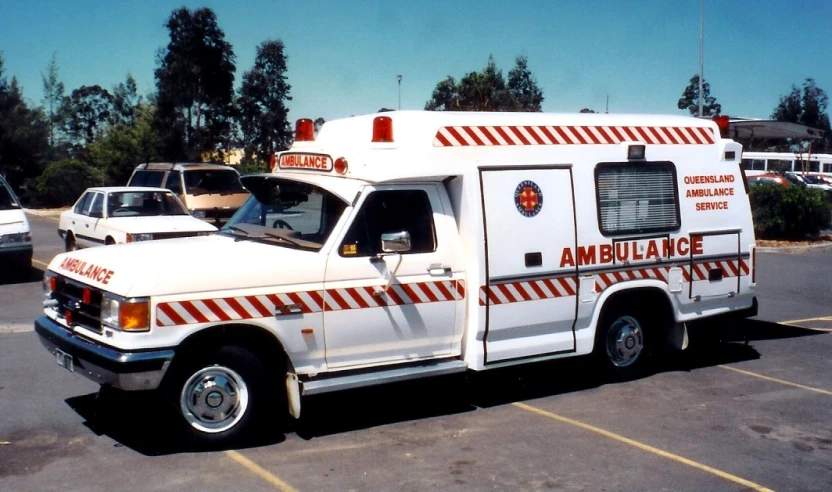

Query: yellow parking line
[719,365,832,396]
[512,402,773,492]
[32,259,50,269]
[225,450,298,492]
[779,316,832,325]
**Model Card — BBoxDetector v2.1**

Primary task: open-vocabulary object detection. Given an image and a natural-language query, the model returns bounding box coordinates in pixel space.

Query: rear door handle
[427,264,452,275]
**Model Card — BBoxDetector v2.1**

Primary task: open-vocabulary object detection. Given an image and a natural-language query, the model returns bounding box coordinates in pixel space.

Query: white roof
[85,186,173,193]
[277,110,725,184]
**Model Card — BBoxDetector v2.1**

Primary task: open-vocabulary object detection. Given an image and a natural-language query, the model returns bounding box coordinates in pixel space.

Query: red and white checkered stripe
[594,266,687,292]
[156,280,465,326]
[433,125,715,147]
[324,280,464,311]
[689,259,749,282]
[480,259,750,305]
[479,277,578,306]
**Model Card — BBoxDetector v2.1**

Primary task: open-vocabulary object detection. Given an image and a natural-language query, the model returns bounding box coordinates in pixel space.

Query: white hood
[105,215,217,234]
[48,235,325,297]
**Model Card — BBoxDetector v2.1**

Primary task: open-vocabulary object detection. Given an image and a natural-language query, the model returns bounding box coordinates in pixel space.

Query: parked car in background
[787,172,832,194]
[0,176,32,277]
[746,173,796,187]
[58,187,217,251]
[127,163,250,225]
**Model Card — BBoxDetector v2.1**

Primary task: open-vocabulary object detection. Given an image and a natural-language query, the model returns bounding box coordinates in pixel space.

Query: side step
[301,359,468,396]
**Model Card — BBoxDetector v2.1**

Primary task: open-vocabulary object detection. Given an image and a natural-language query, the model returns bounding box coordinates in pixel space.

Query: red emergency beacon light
[372,116,394,143]
[295,118,315,142]
[269,154,277,172]
[713,115,730,138]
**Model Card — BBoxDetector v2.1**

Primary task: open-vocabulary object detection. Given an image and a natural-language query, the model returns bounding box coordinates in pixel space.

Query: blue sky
[1,0,829,123]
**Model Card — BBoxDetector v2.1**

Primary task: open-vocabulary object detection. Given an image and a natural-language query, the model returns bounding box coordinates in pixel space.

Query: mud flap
[666,322,689,351]
[286,372,301,419]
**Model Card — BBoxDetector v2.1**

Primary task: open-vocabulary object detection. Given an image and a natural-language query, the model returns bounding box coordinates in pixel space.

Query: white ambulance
[36,111,757,444]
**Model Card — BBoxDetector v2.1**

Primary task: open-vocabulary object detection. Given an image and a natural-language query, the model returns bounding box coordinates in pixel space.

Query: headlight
[126,233,153,242]
[192,211,206,219]
[101,297,150,332]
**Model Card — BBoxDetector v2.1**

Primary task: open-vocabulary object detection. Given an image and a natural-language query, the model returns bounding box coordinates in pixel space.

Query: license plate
[55,349,74,373]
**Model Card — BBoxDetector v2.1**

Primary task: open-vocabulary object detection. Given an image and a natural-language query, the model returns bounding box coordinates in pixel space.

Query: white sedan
[59,187,217,251]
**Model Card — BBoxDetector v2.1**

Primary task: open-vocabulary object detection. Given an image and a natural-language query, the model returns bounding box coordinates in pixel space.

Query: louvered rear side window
[595,162,680,236]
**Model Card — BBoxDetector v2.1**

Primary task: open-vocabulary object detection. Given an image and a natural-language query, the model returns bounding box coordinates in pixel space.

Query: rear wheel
[105,237,116,245]
[594,303,653,380]
[166,345,272,446]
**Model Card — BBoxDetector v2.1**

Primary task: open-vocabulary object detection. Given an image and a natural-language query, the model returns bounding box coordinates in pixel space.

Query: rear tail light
[751,247,756,284]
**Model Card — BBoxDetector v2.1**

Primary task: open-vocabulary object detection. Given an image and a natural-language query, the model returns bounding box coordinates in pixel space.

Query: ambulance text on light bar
[278,153,333,172]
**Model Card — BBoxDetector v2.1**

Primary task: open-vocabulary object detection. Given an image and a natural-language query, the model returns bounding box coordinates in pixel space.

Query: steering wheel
[273,219,294,230]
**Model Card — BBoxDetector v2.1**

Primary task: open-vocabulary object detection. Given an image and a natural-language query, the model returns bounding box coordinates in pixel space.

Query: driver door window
[339,190,436,257]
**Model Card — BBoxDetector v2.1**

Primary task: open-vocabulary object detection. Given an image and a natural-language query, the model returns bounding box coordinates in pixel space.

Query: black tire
[65,233,77,252]
[164,345,271,447]
[593,302,654,380]
[105,237,116,245]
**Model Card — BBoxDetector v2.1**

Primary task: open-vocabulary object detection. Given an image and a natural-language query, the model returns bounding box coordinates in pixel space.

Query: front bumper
[35,315,175,391]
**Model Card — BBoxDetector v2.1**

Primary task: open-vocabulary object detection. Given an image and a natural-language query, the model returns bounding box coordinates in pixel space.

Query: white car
[58,187,217,251]
[0,176,33,277]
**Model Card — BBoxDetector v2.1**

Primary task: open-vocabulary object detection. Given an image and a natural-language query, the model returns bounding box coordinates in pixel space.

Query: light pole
[397,74,402,110]
[698,0,704,117]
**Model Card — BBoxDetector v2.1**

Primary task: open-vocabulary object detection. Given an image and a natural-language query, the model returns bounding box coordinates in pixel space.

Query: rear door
[480,166,578,364]
[689,230,743,299]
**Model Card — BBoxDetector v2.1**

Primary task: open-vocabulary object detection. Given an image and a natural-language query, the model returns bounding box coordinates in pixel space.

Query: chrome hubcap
[180,365,248,434]
[605,315,644,368]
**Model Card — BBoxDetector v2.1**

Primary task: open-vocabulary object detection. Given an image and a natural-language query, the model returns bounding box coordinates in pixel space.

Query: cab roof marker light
[334,157,348,175]
[627,144,645,160]
[372,116,394,143]
[295,118,315,142]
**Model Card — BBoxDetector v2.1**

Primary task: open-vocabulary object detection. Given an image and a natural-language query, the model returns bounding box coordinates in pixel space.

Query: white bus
[741,151,832,176]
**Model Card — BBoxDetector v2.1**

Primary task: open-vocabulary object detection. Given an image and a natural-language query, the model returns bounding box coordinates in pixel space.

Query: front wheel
[166,345,270,446]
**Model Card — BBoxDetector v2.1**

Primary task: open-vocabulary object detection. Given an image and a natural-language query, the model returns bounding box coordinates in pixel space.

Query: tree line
[1,5,829,207]
[1,7,294,206]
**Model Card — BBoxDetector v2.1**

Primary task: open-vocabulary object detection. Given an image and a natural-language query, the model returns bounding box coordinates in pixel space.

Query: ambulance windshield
[220,177,347,251]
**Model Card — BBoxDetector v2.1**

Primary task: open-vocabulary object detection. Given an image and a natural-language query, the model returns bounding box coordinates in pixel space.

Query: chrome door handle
[275,303,302,315]
[427,264,452,275]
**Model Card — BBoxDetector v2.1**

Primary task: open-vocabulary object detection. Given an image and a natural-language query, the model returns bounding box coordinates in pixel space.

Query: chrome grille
[152,231,207,240]
[51,276,103,334]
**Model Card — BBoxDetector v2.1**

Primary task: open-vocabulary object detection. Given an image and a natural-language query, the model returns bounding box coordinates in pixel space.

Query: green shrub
[31,159,106,208]
[749,183,832,240]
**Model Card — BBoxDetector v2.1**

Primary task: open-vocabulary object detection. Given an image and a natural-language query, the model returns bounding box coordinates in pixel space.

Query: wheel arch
[167,323,294,381]
[591,282,676,350]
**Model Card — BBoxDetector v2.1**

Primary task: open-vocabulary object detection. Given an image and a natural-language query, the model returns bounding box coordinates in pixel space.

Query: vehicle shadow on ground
[0,266,41,286]
[63,318,825,454]
[65,390,288,456]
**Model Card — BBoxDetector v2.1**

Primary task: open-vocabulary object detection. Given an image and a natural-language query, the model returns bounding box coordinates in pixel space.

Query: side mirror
[380,231,411,254]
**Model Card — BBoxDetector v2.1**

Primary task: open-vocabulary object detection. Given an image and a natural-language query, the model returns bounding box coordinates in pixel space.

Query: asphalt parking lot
[1,214,831,491]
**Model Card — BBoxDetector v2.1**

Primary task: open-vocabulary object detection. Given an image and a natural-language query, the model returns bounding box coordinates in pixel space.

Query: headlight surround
[126,233,153,243]
[0,232,30,244]
[101,296,150,332]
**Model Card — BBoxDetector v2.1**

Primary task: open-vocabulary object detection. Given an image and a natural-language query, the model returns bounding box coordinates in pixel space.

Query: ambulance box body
[35,111,756,444]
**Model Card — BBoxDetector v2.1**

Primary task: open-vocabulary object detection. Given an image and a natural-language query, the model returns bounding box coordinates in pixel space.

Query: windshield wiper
[263,230,302,248]
[224,225,252,241]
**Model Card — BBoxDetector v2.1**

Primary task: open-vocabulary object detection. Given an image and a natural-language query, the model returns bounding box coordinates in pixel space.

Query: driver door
[323,185,462,369]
